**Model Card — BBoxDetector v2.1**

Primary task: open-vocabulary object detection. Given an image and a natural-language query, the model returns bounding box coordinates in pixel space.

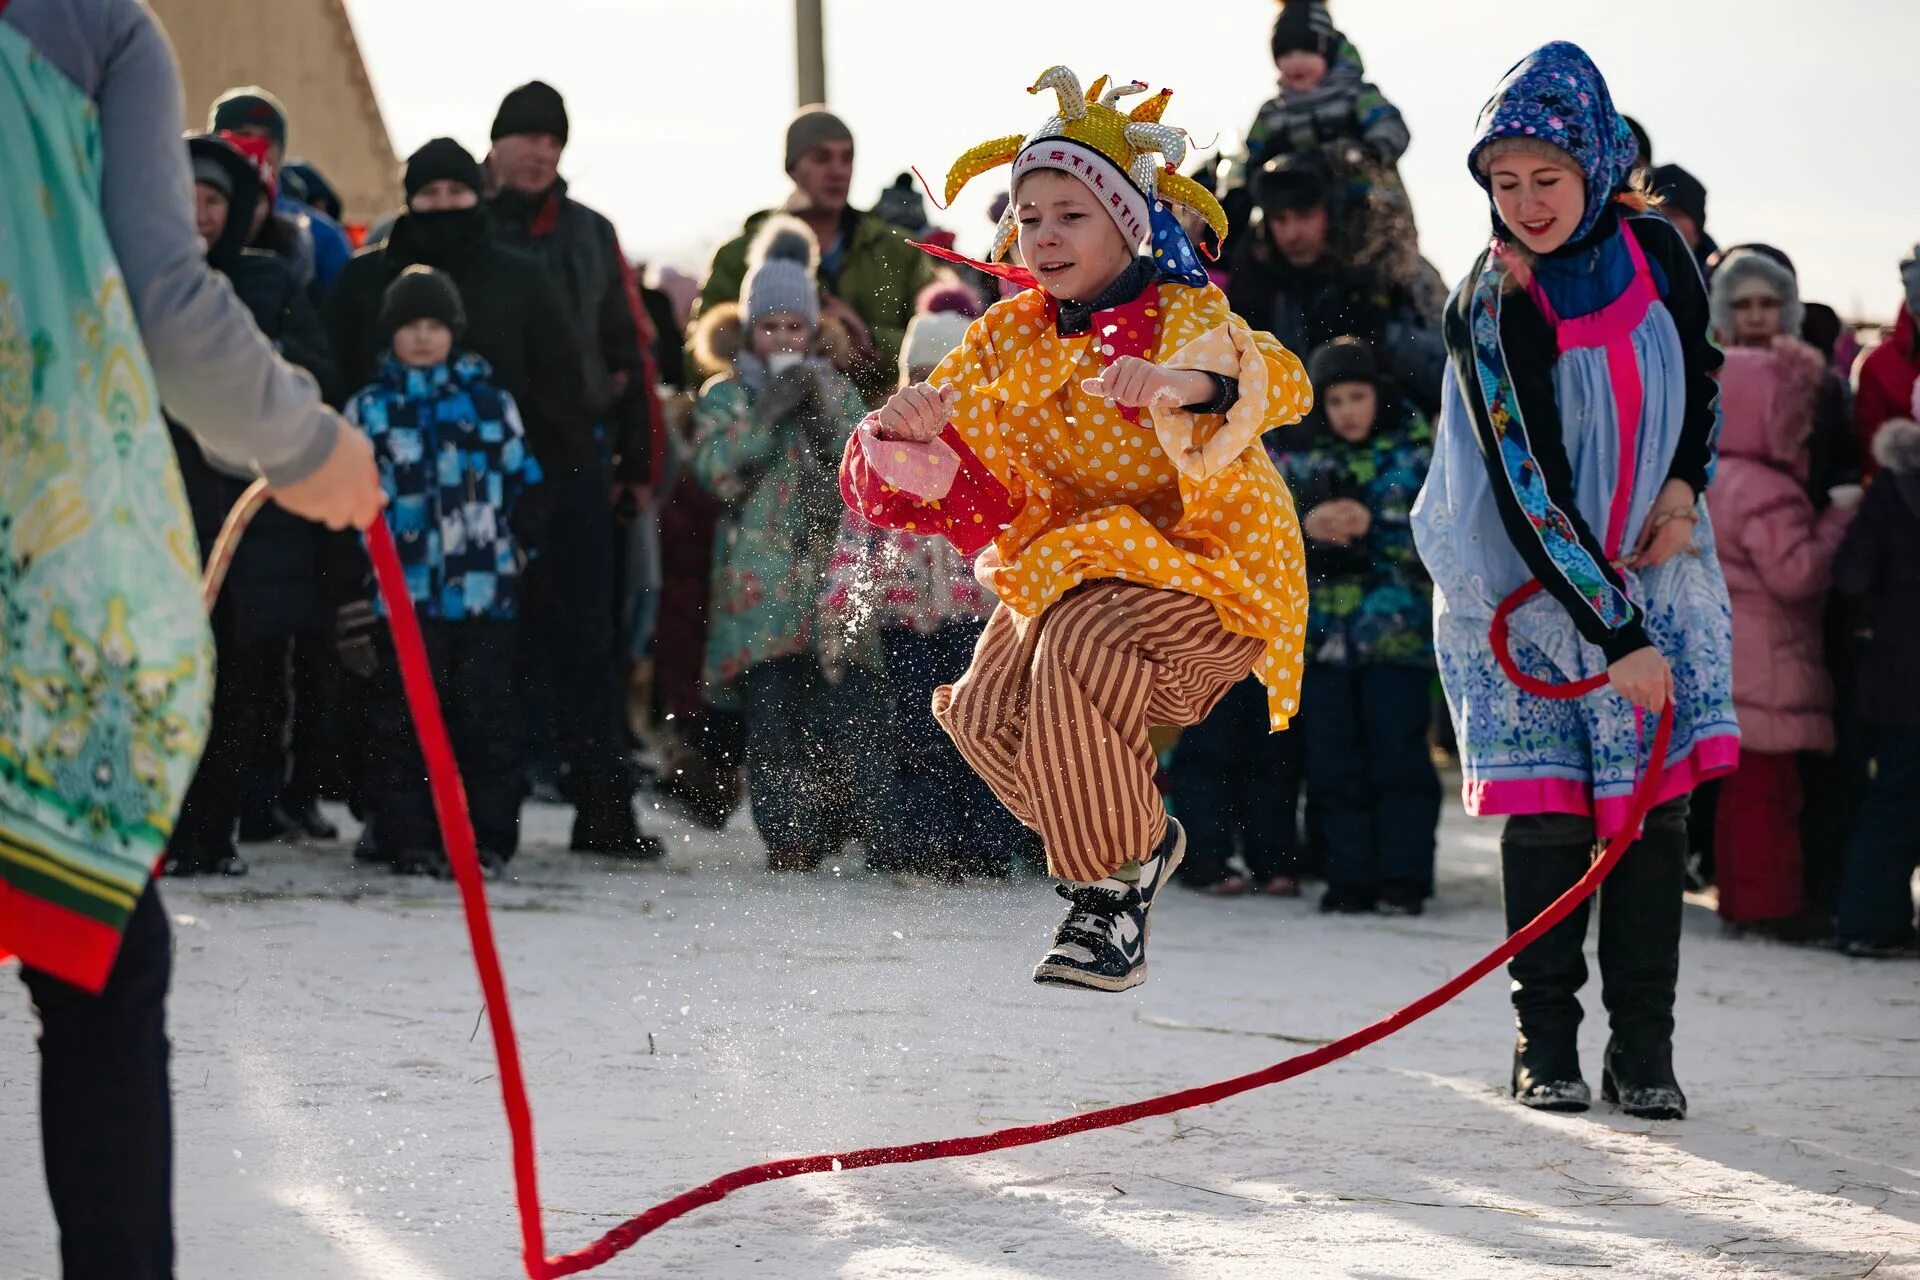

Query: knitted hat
[1308,337,1380,395]
[945,67,1228,280]
[491,81,569,144]
[1711,247,1803,339]
[405,137,485,201]
[1271,0,1337,61]
[1652,163,1707,228]
[740,215,821,328]
[380,265,467,340]
[785,106,853,173]
[191,152,235,199]
[899,284,985,380]
[210,86,288,151]
[220,130,278,203]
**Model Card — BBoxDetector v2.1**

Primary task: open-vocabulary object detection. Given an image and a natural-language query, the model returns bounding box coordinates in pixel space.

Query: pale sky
[344,0,1919,320]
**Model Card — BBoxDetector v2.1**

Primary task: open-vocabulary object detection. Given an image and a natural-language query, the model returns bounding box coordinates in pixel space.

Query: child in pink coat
[1706,340,1860,927]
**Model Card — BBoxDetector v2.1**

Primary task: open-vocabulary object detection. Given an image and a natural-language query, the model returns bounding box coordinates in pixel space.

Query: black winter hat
[1271,0,1337,61]
[379,265,467,341]
[1308,337,1380,394]
[1255,152,1332,215]
[1652,163,1707,228]
[405,137,485,201]
[491,80,569,145]
[210,87,288,150]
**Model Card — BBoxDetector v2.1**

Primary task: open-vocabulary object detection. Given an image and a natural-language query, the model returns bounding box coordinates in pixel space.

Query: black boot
[568,778,666,862]
[1599,825,1688,1120]
[1502,835,1594,1111]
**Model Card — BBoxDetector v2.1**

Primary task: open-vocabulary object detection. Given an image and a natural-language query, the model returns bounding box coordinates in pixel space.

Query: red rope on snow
[347,493,1667,1275]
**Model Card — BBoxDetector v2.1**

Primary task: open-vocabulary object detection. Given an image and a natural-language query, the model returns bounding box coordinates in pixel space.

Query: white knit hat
[900,310,973,381]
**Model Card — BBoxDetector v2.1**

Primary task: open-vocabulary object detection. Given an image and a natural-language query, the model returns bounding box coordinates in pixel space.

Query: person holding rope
[0,1,383,1274]
[1411,42,1737,1120]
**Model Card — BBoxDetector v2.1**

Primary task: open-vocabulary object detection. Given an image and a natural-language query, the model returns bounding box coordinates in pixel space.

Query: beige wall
[150,0,401,226]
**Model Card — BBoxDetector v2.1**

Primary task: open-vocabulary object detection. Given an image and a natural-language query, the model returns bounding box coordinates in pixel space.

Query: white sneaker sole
[1138,818,1188,911]
[1031,960,1147,992]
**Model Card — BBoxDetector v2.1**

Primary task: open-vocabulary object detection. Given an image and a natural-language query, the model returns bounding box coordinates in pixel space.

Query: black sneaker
[1032,881,1147,992]
[1133,818,1187,918]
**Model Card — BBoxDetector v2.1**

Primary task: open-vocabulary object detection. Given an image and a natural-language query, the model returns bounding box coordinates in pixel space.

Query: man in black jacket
[324,138,592,479]
[486,81,666,859]
[1228,154,1444,422]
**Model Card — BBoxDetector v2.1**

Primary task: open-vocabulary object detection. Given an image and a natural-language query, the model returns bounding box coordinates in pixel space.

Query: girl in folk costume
[1412,44,1736,1120]
[841,68,1315,992]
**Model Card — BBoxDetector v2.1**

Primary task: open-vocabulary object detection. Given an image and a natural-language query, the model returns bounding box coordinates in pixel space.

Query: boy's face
[1015,170,1134,304]
[1277,50,1330,93]
[394,319,453,368]
[752,314,812,359]
[1324,381,1378,443]
[194,182,230,247]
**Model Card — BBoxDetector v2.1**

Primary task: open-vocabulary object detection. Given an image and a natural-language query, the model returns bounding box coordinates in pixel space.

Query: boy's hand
[1081,358,1212,411]
[1303,498,1370,545]
[873,382,956,443]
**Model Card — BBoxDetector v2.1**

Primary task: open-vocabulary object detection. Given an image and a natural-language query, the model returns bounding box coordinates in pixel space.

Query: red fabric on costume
[839,420,1019,556]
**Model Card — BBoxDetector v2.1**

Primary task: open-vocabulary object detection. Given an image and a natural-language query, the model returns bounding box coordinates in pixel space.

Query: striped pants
[933,583,1265,883]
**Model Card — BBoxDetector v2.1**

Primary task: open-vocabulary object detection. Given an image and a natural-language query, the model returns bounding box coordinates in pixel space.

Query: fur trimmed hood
[1872,417,1920,476]
[1716,337,1826,470]
[1710,247,1804,342]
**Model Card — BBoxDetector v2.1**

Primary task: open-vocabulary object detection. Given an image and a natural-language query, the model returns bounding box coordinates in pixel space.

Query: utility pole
[796,0,826,106]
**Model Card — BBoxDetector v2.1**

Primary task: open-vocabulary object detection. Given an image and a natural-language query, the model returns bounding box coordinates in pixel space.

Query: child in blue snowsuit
[345,266,543,877]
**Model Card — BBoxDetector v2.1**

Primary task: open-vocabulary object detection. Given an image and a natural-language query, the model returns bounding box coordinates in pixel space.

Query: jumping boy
[841,67,1314,991]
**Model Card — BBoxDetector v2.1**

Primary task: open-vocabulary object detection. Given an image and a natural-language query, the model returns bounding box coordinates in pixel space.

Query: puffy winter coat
[1853,306,1918,478]
[1834,418,1920,729]
[1706,341,1857,752]
[696,206,938,407]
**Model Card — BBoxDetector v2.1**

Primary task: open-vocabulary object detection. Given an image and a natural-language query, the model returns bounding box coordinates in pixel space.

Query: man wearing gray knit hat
[694,105,936,406]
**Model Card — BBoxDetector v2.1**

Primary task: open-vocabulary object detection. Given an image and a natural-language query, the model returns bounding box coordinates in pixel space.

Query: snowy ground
[3,795,1917,1280]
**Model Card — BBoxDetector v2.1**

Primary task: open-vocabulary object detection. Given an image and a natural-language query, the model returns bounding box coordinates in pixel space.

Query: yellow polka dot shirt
[936,280,1314,728]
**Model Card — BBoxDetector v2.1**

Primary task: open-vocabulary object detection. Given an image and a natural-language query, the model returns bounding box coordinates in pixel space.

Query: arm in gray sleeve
[92,1,339,486]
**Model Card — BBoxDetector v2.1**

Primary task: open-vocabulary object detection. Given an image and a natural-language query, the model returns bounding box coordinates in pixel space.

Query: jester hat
[946,67,1229,288]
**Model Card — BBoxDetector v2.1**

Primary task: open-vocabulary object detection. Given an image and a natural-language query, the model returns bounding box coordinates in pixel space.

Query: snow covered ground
[3,796,1917,1279]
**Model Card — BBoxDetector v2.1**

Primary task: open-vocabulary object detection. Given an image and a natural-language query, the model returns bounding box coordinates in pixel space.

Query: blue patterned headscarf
[1467,41,1636,245]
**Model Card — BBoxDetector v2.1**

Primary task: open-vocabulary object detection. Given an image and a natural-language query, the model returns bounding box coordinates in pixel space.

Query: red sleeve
[839,421,1019,557]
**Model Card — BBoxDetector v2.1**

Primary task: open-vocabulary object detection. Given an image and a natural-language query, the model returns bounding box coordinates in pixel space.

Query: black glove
[334,599,385,679]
